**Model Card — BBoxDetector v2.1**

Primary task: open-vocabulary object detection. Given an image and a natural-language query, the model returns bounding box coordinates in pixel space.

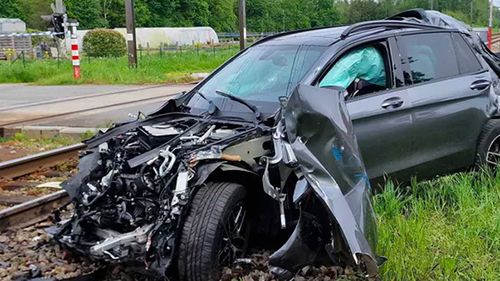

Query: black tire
[475,119,500,167]
[178,182,249,281]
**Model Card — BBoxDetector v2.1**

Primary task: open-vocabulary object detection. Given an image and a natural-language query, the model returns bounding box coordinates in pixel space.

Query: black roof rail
[340,20,444,39]
[252,25,333,46]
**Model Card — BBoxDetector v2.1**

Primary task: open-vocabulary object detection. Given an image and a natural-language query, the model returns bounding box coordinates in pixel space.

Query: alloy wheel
[486,134,500,167]
[218,202,248,266]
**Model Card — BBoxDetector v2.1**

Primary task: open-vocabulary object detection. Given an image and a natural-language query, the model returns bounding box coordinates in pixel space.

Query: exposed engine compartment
[55,115,270,273]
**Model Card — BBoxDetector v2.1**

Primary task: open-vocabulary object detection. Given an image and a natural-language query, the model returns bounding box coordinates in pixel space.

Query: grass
[0,47,238,85]
[0,132,81,149]
[375,170,500,281]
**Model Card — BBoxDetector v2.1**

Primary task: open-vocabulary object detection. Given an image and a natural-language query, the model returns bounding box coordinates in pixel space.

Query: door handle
[470,80,491,91]
[381,97,404,109]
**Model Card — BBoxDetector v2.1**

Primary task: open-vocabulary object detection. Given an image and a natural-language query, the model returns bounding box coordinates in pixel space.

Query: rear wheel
[476,119,500,168]
[178,182,249,281]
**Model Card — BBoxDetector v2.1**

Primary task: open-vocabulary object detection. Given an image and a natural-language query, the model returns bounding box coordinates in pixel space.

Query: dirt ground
[492,42,500,53]
[0,141,40,162]
[0,219,370,281]
[0,158,78,210]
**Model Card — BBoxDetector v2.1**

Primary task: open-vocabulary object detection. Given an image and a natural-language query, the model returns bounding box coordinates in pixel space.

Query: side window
[452,33,483,74]
[400,33,459,85]
[319,42,391,98]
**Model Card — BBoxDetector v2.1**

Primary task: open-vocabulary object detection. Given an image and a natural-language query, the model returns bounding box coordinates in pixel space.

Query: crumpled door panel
[270,84,378,276]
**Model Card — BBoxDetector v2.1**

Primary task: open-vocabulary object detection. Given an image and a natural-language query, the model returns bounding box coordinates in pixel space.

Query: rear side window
[452,33,483,74]
[400,33,459,85]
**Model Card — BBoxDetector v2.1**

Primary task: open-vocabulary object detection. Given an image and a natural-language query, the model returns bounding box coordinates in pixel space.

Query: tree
[65,0,106,29]
[7,0,500,33]
[312,0,341,27]
[178,0,210,26]
[0,0,23,19]
[18,0,53,30]
[208,0,236,32]
[343,0,380,24]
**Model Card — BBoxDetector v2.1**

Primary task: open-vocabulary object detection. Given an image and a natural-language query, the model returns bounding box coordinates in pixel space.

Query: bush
[83,29,126,58]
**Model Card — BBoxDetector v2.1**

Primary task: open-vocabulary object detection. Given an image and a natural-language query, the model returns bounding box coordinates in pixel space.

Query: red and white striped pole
[70,23,80,79]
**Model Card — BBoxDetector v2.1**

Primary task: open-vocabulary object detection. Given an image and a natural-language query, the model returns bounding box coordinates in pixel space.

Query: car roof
[258,26,348,46]
[256,19,451,47]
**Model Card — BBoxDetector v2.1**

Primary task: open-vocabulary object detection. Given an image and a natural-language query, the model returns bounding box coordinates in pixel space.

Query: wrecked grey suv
[54,10,500,281]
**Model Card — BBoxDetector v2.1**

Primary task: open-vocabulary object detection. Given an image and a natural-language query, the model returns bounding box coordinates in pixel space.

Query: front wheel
[178,182,249,281]
[475,119,500,168]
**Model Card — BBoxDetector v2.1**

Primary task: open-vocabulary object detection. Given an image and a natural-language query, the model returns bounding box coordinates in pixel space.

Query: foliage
[83,29,126,58]
[17,0,53,30]
[0,0,23,19]
[0,45,238,84]
[64,0,106,29]
[6,0,500,33]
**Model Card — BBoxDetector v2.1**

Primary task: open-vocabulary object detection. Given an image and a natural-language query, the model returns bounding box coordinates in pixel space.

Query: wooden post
[125,0,138,68]
[239,0,246,50]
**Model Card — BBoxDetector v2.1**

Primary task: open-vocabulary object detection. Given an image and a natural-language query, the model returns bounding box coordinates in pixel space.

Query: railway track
[0,92,178,128]
[0,190,69,230]
[0,144,86,230]
[0,85,166,113]
[0,143,85,179]
[491,33,500,44]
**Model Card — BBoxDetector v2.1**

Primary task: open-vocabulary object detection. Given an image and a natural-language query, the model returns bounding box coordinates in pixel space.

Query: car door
[318,37,415,182]
[398,31,491,179]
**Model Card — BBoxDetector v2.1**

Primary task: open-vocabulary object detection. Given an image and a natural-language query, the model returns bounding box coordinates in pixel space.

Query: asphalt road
[0,84,193,128]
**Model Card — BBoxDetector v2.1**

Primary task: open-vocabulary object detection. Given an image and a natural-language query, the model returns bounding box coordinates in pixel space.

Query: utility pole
[238,0,246,50]
[489,0,493,49]
[430,0,434,10]
[125,0,138,68]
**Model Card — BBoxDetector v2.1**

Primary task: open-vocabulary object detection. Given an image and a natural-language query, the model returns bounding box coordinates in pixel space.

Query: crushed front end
[54,109,269,275]
[53,86,381,279]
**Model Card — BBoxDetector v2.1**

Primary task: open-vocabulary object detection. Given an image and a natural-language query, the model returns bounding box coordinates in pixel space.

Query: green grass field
[375,170,499,280]
[0,47,238,85]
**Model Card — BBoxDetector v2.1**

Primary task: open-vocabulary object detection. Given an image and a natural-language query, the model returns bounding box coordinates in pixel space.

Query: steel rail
[0,143,86,179]
[0,189,69,230]
[0,84,168,112]
[0,93,178,128]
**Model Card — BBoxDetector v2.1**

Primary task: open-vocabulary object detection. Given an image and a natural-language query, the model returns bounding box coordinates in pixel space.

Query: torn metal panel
[278,84,378,272]
[268,212,324,279]
[62,150,100,200]
[388,9,471,35]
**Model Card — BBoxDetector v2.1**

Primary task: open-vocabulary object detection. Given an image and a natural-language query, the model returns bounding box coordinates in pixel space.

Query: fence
[0,29,281,70]
[0,41,240,70]
[136,41,238,57]
[0,36,31,60]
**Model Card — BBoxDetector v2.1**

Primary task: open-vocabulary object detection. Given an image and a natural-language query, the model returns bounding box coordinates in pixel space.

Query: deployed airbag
[319,47,386,89]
